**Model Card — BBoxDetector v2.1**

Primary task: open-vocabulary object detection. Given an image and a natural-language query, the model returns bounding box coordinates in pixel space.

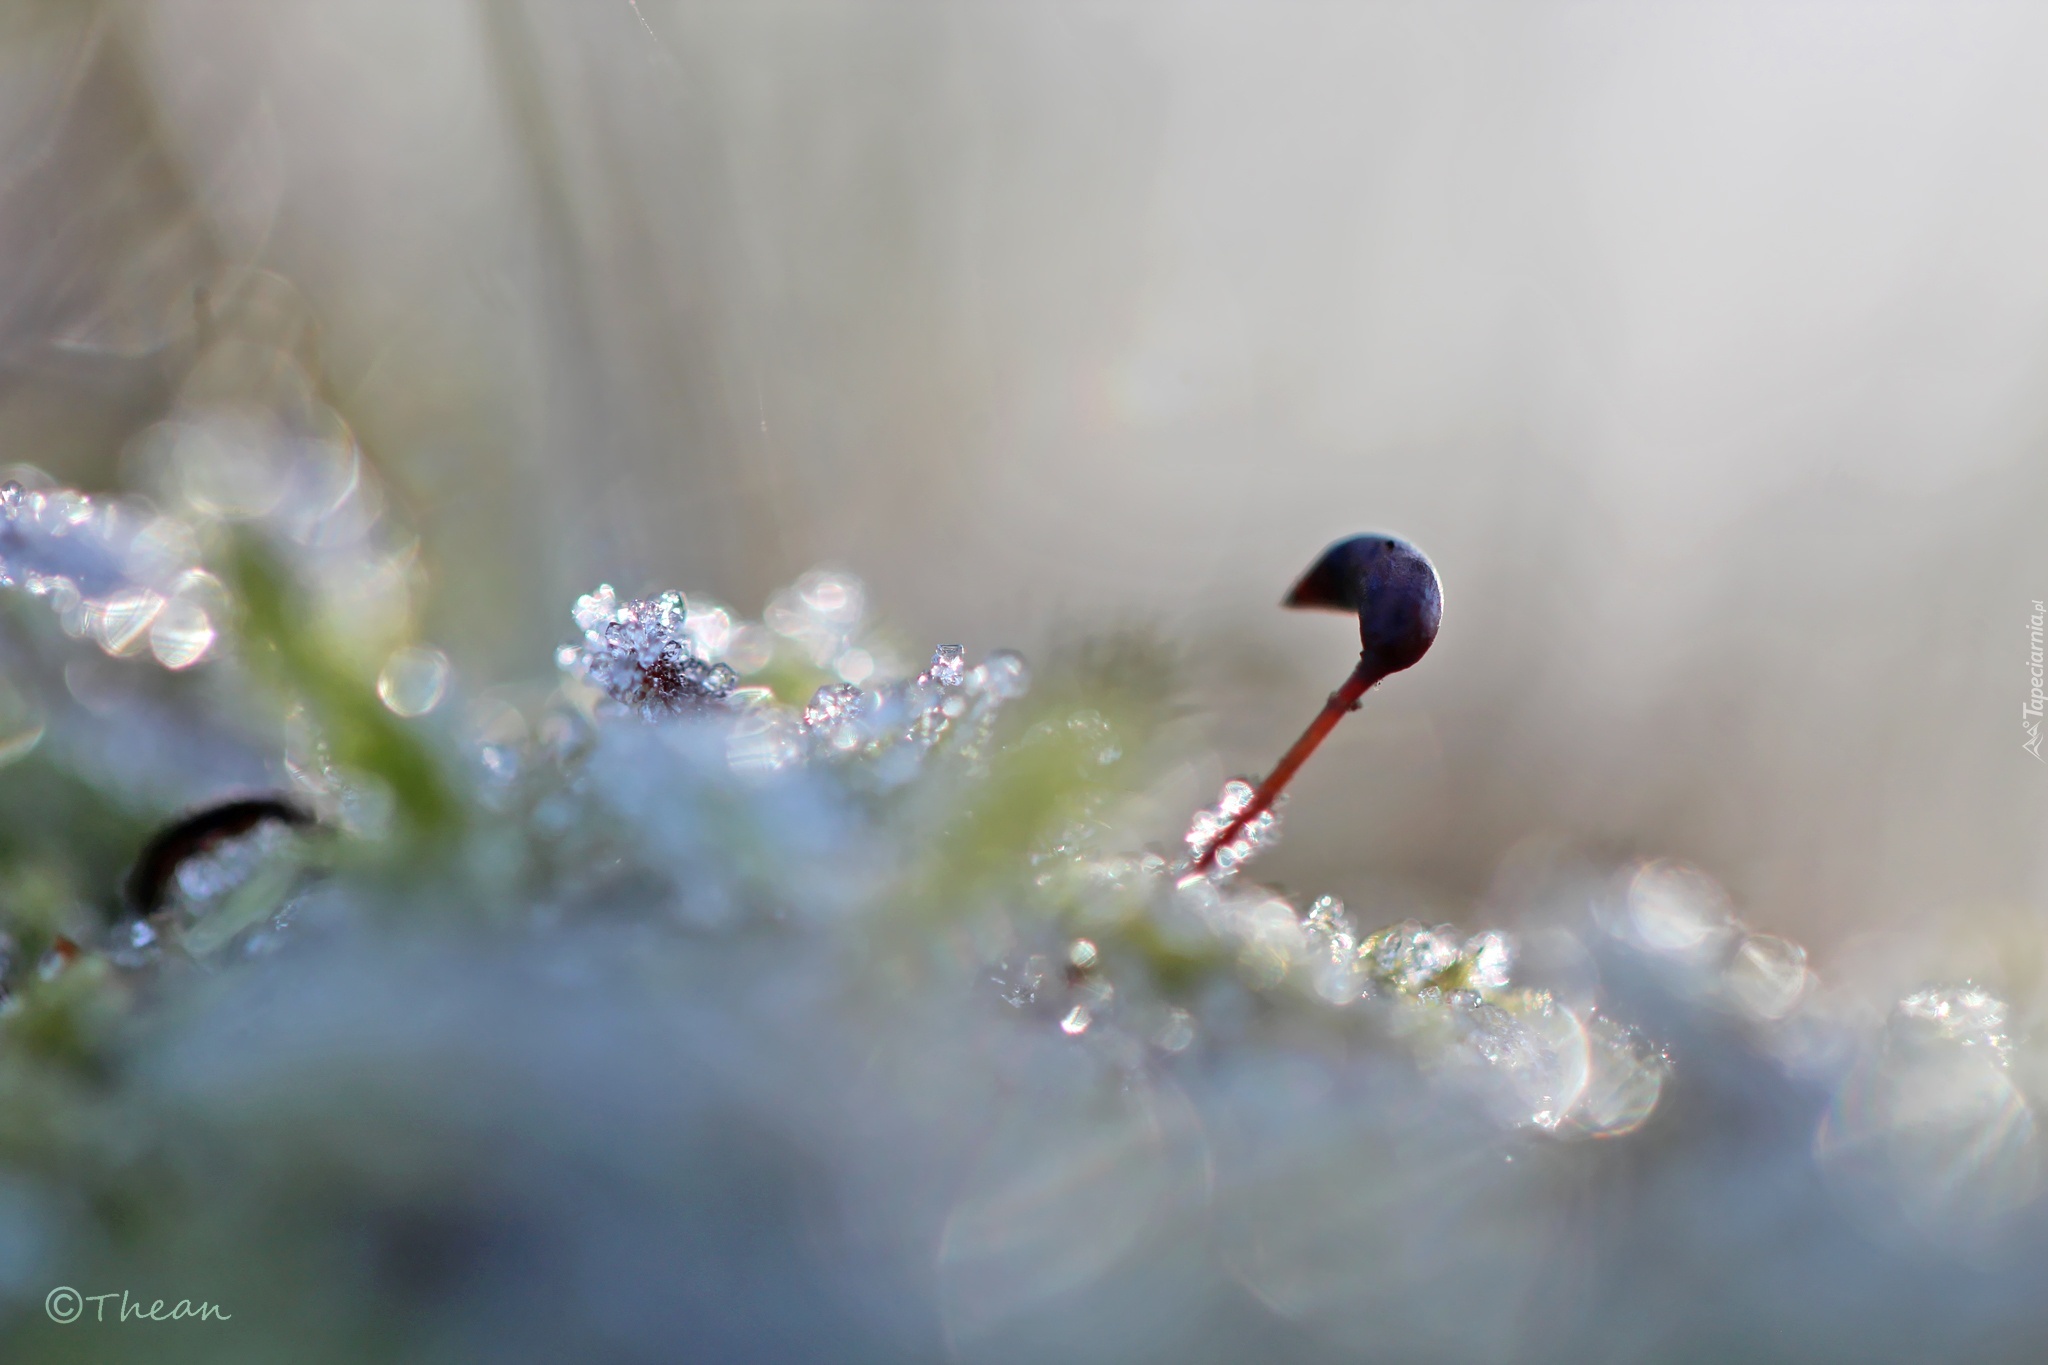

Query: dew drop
[149,599,217,669]
[376,646,451,717]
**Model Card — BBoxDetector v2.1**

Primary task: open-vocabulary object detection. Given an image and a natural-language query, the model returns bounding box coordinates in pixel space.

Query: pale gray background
[6,0,2046,964]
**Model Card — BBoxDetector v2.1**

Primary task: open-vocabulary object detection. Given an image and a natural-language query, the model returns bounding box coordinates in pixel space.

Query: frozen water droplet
[1720,931,1808,1020]
[148,599,216,669]
[1060,1004,1092,1035]
[1367,921,1463,990]
[1620,859,1733,957]
[1453,992,1591,1130]
[724,623,776,674]
[834,647,875,685]
[92,587,163,656]
[376,645,450,717]
[1819,983,2037,1244]
[929,644,966,688]
[0,481,20,515]
[968,649,1030,700]
[1153,1007,1195,1053]
[803,682,861,727]
[1183,777,1283,874]
[1464,931,1514,991]
[1572,1014,1669,1136]
[797,570,864,624]
[1892,983,2011,1061]
[572,585,618,633]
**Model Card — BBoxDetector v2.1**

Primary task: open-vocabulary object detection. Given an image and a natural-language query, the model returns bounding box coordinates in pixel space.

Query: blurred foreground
[0,2,2045,1360]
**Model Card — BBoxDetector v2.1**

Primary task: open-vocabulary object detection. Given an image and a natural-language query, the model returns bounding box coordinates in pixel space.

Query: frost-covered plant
[0,315,2043,1362]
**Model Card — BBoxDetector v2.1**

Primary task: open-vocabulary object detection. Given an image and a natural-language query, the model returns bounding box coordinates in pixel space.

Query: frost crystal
[1365,920,1464,989]
[926,644,967,688]
[801,681,868,754]
[0,475,218,668]
[560,586,739,719]
[1183,778,1282,874]
[1892,984,2011,1062]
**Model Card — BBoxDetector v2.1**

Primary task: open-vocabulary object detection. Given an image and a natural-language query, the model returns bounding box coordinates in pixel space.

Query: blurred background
[4,0,2045,962]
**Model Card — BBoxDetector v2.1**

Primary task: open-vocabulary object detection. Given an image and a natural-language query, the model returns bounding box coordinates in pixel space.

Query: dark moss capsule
[123,795,318,917]
[1284,533,1442,676]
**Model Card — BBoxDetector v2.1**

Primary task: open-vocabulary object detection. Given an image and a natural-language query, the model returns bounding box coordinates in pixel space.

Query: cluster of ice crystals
[800,681,866,753]
[560,585,739,719]
[1182,778,1281,874]
[1817,980,2037,1246]
[1892,984,2011,1063]
[0,475,219,669]
[1444,992,1584,1128]
[925,644,966,688]
[991,931,1117,1041]
[1366,921,1468,990]
[558,569,1038,781]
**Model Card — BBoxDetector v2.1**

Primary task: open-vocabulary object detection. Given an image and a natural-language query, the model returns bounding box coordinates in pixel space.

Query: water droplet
[1620,858,1733,957]
[724,623,777,674]
[171,413,290,518]
[1720,931,1808,1020]
[1572,1014,1669,1136]
[834,647,875,684]
[1818,984,2038,1246]
[1452,992,1591,1130]
[377,646,451,717]
[149,599,216,669]
[968,649,1030,700]
[1153,1007,1195,1052]
[572,584,618,633]
[91,587,162,655]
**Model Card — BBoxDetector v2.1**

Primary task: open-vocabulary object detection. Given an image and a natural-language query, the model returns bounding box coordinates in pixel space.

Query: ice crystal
[0,475,219,668]
[560,586,740,718]
[801,681,868,754]
[926,644,967,688]
[1182,777,1282,874]
[1892,983,2011,1062]
[1366,920,1465,989]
